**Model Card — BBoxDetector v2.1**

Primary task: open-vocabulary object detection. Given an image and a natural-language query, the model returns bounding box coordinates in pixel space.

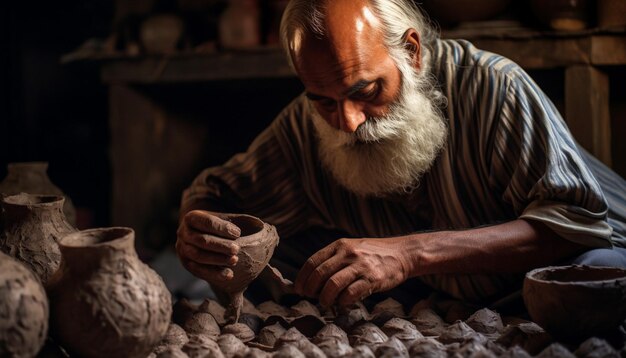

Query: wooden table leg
[565,65,612,167]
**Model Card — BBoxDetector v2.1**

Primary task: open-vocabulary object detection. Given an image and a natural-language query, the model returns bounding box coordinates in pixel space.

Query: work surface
[62,293,622,357]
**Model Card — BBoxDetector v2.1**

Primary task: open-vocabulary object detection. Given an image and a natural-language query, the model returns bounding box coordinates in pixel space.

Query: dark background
[1,0,113,227]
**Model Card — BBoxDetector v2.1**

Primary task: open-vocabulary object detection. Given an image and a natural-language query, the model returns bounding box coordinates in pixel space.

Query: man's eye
[353,84,380,101]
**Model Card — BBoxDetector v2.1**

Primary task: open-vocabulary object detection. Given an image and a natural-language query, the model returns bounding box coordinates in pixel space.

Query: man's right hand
[176,210,242,284]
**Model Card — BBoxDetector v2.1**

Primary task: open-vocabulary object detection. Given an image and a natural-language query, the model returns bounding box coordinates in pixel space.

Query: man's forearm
[400,219,587,277]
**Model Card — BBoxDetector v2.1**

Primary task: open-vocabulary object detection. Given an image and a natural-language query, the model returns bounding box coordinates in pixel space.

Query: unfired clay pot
[212,214,278,323]
[523,265,626,341]
[0,193,76,286]
[47,227,172,358]
[0,162,76,225]
[0,251,49,357]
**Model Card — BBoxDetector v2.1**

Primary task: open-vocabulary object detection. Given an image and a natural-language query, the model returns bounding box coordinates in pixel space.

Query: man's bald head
[280,0,436,72]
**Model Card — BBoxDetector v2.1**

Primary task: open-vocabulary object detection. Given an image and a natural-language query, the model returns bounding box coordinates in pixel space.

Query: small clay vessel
[437,320,477,344]
[381,318,423,347]
[410,308,446,336]
[348,323,388,347]
[257,322,286,347]
[198,299,227,326]
[315,338,353,357]
[211,214,278,323]
[0,162,76,225]
[217,333,249,358]
[152,323,189,355]
[345,345,375,358]
[182,334,223,358]
[222,323,255,342]
[172,298,199,326]
[0,251,49,357]
[0,193,76,285]
[523,265,626,341]
[499,346,532,358]
[47,227,172,358]
[313,323,349,345]
[495,322,552,355]
[374,336,409,357]
[574,337,618,358]
[465,308,504,336]
[183,311,221,337]
[536,343,576,358]
[407,337,447,358]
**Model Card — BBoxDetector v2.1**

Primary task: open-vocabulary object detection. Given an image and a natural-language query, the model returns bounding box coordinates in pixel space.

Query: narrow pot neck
[5,162,51,183]
[58,227,139,272]
[1,194,69,226]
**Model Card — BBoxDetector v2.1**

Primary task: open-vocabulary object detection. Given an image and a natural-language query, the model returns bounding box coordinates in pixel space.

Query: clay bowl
[523,265,626,341]
[212,214,278,322]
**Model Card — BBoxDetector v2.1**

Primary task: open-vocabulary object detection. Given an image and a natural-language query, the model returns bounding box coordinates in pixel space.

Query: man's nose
[338,100,366,133]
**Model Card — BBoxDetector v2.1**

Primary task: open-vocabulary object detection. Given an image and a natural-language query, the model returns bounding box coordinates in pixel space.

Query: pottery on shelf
[0,251,49,357]
[140,14,185,55]
[47,227,172,358]
[0,193,76,286]
[529,0,590,31]
[211,214,279,323]
[0,162,77,225]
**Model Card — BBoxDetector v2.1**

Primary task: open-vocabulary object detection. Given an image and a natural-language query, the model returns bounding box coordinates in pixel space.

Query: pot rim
[226,214,277,247]
[59,227,134,248]
[2,193,65,206]
[525,264,626,285]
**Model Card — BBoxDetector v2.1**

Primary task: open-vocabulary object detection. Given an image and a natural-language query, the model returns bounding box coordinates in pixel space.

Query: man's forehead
[293,0,388,90]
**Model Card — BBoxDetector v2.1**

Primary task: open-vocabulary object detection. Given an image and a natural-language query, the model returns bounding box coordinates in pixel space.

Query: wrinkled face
[291,0,413,134]
[289,0,447,196]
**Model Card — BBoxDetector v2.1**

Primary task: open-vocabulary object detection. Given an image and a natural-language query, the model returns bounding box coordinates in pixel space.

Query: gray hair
[279,0,438,70]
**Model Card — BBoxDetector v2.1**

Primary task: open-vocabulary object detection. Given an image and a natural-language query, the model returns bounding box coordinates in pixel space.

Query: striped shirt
[183,39,626,249]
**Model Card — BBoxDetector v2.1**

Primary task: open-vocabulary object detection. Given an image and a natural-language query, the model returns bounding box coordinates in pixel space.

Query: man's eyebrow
[344,79,377,97]
[305,79,377,101]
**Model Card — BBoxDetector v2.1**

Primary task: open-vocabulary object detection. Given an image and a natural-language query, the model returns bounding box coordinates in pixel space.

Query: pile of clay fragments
[150,294,626,358]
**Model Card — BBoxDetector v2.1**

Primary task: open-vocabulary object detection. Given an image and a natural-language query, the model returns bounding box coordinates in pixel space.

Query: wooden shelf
[62,26,626,84]
[99,49,295,84]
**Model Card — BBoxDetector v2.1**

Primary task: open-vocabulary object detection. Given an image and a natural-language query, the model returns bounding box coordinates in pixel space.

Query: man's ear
[402,28,421,69]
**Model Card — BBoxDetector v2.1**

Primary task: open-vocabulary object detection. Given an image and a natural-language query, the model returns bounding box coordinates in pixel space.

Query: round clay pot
[140,14,185,55]
[420,0,512,27]
[529,0,589,31]
[523,265,626,341]
[0,162,77,225]
[0,193,76,286]
[0,251,49,357]
[47,227,172,358]
[211,214,278,323]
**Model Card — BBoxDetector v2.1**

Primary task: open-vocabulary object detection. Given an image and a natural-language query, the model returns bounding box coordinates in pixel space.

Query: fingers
[318,266,361,307]
[181,259,234,282]
[294,244,336,295]
[301,255,347,298]
[185,231,240,256]
[185,210,241,239]
[177,240,238,266]
[337,279,372,307]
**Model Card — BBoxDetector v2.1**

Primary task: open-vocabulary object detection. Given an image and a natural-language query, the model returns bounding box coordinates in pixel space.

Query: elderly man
[176,0,626,307]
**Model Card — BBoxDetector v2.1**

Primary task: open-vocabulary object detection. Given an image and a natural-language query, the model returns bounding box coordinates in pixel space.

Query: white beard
[311,50,448,197]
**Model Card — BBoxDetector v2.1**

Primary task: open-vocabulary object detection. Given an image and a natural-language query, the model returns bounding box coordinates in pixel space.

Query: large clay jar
[0,251,49,357]
[212,214,278,323]
[47,227,172,358]
[0,193,76,286]
[0,162,76,225]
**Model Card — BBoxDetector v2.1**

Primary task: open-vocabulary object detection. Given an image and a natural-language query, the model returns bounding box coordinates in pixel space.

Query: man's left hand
[293,237,413,307]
